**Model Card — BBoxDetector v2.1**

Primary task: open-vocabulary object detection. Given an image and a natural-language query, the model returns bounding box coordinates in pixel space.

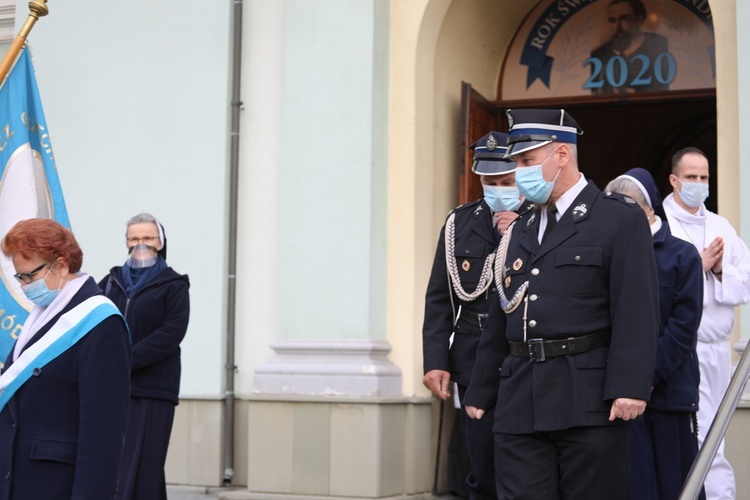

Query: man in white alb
[663,147,750,500]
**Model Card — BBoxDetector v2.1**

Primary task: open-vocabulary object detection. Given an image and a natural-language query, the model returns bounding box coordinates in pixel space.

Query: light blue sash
[0,296,121,413]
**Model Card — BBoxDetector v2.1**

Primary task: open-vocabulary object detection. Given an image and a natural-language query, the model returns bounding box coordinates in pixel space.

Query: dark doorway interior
[562,96,717,212]
[461,83,717,212]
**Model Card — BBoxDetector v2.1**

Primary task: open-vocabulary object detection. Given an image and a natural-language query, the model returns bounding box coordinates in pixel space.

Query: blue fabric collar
[122,257,167,297]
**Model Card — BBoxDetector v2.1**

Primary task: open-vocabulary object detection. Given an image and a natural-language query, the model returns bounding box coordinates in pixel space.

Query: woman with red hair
[0,218,131,500]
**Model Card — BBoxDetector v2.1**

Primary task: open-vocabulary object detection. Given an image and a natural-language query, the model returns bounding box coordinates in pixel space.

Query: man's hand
[465,405,485,420]
[702,236,724,274]
[423,369,451,400]
[608,398,647,421]
[493,211,520,236]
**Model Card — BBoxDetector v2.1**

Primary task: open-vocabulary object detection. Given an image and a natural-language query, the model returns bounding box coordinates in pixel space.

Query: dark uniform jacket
[650,220,703,412]
[422,199,499,387]
[0,278,131,500]
[423,199,534,387]
[99,267,190,405]
[465,181,659,433]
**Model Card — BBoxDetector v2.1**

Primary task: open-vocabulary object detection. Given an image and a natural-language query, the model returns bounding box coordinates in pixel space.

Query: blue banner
[0,46,70,364]
[673,0,713,34]
[519,0,598,88]
[672,0,715,77]
[518,0,714,89]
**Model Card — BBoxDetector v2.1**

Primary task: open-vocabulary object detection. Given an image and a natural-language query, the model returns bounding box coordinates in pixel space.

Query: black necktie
[542,205,557,242]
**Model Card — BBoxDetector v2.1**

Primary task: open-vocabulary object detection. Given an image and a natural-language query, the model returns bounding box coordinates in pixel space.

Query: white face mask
[675,178,709,208]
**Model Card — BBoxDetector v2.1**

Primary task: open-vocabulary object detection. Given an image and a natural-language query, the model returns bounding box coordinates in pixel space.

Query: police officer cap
[469,131,517,176]
[505,109,583,156]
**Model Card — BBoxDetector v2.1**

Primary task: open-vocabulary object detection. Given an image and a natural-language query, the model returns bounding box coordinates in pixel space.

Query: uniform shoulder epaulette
[447,198,483,216]
[603,190,639,208]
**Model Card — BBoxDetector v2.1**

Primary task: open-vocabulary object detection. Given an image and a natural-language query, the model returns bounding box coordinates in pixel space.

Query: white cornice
[0,3,14,44]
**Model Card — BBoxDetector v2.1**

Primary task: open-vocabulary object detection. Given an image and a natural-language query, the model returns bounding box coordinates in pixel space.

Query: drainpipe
[224,0,243,487]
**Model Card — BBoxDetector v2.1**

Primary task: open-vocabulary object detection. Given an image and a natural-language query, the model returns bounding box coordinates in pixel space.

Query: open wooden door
[459,82,500,205]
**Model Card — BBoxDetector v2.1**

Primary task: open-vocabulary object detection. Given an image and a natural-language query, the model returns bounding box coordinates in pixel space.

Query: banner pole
[0,0,49,84]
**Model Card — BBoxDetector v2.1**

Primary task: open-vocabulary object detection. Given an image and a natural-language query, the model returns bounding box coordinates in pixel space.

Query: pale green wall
[15,0,393,396]
[277,0,389,341]
[15,0,230,397]
[739,1,750,339]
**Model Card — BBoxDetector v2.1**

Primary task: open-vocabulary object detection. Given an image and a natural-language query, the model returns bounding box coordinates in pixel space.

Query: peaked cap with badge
[505,108,583,156]
[469,131,517,175]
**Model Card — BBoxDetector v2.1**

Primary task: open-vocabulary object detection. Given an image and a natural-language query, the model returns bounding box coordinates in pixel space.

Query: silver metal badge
[527,212,536,228]
[624,196,636,204]
[486,134,497,151]
[572,204,588,216]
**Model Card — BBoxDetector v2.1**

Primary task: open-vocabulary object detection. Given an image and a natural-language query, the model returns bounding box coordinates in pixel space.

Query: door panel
[460,82,499,205]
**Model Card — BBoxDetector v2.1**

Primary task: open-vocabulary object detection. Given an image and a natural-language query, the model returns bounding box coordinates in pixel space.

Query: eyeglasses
[127,236,159,245]
[14,263,49,285]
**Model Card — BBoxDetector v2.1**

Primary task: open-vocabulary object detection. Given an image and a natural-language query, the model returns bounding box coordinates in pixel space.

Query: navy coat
[650,220,703,411]
[99,266,189,404]
[465,182,660,433]
[0,278,131,500]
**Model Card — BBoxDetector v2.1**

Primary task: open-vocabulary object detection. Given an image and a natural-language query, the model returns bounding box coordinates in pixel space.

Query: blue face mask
[515,148,560,204]
[483,185,522,212]
[21,267,62,307]
[676,178,709,208]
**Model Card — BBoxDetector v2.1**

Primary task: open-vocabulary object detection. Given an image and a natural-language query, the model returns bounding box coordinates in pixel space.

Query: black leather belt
[508,330,610,362]
[458,309,488,329]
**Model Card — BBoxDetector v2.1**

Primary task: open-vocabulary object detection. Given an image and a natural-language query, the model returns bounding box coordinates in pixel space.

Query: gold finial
[0,0,50,84]
[19,1,49,39]
[29,0,49,18]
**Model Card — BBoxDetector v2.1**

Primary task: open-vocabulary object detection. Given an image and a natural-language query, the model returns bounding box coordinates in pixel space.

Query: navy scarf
[121,257,167,297]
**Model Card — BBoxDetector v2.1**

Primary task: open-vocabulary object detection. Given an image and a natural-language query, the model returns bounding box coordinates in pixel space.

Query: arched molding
[388,0,535,396]
[387,0,452,397]
[710,0,747,344]
[390,0,532,397]
[709,0,739,226]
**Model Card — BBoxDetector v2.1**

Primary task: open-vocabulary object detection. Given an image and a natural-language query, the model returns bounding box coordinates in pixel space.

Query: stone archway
[387,0,536,397]
[392,0,746,495]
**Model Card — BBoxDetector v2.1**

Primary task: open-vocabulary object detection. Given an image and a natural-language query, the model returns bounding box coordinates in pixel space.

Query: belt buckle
[528,338,546,362]
[478,313,488,330]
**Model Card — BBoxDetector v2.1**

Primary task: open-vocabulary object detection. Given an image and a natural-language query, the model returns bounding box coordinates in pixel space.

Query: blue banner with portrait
[502,0,716,99]
[0,46,70,364]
